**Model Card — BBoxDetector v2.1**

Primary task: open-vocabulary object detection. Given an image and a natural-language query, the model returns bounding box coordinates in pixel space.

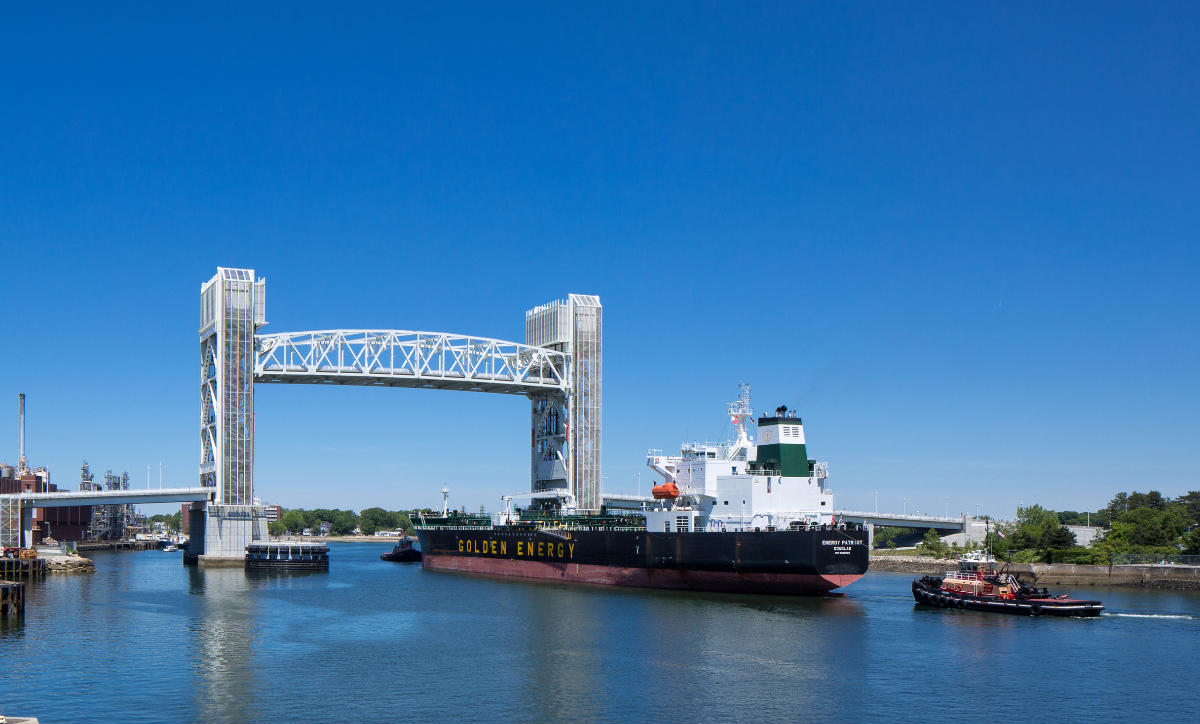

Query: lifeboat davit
[651,481,680,499]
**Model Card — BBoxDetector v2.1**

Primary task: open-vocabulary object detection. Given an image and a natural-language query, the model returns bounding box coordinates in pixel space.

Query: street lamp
[873,490,879,515]
[944,497,949,518]
[903,498,911,515]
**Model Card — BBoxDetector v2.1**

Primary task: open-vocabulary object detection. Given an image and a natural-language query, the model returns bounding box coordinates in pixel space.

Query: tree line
[983,490,1200,564]
[268,507,418,537]
[895,489,1200,564]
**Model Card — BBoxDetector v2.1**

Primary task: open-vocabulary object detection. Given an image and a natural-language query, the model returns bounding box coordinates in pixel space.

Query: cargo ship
[414,386,868,595]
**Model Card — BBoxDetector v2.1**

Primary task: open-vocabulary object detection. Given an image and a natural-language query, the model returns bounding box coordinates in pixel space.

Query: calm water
[2,543,1198,723]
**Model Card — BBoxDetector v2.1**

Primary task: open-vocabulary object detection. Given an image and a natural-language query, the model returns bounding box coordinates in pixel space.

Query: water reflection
[188,566,259,724]
[521,584,607,722]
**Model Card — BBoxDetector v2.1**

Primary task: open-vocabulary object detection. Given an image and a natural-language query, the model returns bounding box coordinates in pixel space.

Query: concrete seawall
[1014,563,1200,590]
[869,555,1200,590]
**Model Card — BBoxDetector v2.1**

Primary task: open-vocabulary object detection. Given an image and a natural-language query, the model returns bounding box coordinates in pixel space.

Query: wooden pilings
[0,557,46,579]
[0,580,24,617]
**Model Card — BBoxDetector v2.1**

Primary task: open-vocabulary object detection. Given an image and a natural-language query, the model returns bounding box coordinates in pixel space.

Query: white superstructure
[643,385,835,533]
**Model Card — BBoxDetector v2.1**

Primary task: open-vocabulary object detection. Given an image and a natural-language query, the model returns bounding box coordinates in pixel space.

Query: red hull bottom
[424,554,862,595]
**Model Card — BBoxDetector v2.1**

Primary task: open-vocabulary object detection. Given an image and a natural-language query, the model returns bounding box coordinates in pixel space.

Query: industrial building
[0,396,93,544]
[0,394,146,546]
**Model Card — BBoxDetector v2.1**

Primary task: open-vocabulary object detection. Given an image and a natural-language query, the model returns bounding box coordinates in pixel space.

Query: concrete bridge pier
[20,505,33,548]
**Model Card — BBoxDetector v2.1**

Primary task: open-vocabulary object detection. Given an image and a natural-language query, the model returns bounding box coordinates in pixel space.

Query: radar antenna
[728,383,754,450]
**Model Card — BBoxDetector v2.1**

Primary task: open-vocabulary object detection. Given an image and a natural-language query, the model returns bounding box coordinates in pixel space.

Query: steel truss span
[254,330,570,394]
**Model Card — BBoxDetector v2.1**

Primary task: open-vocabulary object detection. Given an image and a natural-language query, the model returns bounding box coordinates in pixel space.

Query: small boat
[913,551,1103,617]
[162,544,179,552]
[380,538,421,563]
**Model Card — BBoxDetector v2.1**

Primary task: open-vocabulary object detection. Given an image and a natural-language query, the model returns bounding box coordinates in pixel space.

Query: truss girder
[254,330,570,394]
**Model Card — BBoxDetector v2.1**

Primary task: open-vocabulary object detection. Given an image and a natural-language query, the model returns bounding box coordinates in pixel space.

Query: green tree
[331,510,360,536]
[1042,524,1077,549]
[1175,491,1200,524]
[916,528,950,558]
[872,526,912,548]
[268,520,286,537]
[394,511,414,535]
[1118,506,1189,546]
[1181,527,1200,555]
[359,507,395,535]
[281,509,307,534]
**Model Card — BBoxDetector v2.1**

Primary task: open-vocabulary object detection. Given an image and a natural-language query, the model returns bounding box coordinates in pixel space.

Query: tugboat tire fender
[956,598,966,609]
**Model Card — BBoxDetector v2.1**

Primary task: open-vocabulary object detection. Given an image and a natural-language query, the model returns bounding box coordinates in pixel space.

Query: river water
[2,543,1197,723]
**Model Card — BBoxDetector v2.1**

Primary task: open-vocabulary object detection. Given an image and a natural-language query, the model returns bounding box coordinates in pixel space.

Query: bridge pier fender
[865,522,875,550]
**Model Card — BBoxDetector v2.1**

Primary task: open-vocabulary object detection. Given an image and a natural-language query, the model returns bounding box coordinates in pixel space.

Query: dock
[76,540,159,552]
[0,557,46,579]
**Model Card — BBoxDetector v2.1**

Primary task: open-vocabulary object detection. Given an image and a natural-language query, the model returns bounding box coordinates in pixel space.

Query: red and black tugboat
[380,538,422,563]
[913,551,1103,617]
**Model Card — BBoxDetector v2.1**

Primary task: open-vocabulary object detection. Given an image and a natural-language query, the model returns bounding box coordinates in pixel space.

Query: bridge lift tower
[195,268,269,563]
[192,267,601,565]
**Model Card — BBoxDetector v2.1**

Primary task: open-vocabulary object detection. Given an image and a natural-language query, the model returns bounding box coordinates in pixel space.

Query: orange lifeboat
[651,481,680,499]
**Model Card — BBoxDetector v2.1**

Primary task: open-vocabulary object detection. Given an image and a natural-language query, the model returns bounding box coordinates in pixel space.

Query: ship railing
[945,570,986,581]
[415,524,647,532]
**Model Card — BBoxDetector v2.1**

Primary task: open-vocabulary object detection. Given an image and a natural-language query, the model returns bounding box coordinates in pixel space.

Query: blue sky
[1,3,1197,519]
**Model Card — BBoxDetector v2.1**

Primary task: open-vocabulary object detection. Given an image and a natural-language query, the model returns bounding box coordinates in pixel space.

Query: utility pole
[903,497,910,515]
[159,461,162,489]
[873,490,879,515]
[944,497,949,518]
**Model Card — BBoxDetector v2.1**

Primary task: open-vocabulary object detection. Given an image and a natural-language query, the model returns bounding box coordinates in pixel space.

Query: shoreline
[271,535,407,544]
[869,555,1200,590]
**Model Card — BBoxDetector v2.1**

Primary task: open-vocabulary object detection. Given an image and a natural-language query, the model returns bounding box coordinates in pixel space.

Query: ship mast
[727,382,754,458]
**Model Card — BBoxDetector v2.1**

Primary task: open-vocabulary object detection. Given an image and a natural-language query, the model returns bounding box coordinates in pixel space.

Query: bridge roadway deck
[837,510,965,530]
[1,487,213,508]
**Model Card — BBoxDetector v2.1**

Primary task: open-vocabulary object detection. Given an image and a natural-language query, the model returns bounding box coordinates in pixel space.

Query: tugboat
[912,550,1103,617]
[380,538,422,563]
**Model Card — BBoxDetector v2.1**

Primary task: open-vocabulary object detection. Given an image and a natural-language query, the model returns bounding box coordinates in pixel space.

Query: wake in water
[1102,612,1195,620]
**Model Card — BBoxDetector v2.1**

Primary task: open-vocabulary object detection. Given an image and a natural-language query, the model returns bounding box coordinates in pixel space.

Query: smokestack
[18,393,28,474]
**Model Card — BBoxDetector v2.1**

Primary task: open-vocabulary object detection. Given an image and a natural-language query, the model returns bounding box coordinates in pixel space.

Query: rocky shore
[869,555,956,574]
[43,555,96,574]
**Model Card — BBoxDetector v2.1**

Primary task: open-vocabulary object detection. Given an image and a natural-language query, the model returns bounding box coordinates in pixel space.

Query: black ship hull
[415,526,868,595]
[912,576,1103,617]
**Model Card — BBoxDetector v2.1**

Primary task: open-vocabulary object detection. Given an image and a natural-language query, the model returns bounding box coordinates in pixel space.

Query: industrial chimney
[17,393,28,475]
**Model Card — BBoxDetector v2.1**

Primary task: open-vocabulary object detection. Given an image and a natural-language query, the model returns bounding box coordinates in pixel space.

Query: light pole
[975,503,981,519]
[944,497,949,518]
[903,498,910,515]
[873,490,879,515]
